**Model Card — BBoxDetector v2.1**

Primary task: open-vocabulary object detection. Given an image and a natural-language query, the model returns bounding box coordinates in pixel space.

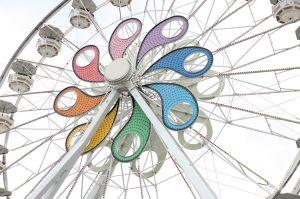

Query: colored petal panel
[73,45,104,82]
[146,83,199,130]
[112,99,151,162]
[136,16,188,65]
[66,102,119,154]
[144,47,213,77]
[109,18,142,60]
[54,86,104,117]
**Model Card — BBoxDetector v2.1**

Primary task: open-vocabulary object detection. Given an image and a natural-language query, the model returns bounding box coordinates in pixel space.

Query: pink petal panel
[109,18,142,60]
[73,45,104,82]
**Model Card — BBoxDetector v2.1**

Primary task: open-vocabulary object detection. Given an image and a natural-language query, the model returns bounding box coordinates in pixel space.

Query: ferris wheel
[2,0,300,198]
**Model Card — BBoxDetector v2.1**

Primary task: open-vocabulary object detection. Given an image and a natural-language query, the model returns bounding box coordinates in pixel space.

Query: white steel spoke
[130,86,218,199]
[28,90,119,198]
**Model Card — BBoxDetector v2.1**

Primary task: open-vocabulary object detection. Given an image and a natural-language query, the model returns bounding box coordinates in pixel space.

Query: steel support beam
[130,87,218,199]
[293,178,300,194]
[28,90,119,199]
[279,150,300,191]
[85,134,136,198]
[268,150,300,199]
[85,170,112,199]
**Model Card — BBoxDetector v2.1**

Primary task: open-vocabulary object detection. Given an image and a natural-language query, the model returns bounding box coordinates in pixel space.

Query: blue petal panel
[144,47,213,78]
[146,83,199,130]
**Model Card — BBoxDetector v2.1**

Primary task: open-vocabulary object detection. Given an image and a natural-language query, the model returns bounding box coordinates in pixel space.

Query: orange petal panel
[54,86,104,117]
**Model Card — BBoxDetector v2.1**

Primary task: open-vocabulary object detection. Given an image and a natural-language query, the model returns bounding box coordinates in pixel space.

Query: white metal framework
[1,0,300,199]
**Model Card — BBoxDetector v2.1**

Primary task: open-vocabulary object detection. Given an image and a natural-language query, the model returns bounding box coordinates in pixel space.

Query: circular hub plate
[104,58,131,82]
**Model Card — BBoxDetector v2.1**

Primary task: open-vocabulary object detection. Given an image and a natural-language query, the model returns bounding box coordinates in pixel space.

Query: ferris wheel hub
[104,58,132,84]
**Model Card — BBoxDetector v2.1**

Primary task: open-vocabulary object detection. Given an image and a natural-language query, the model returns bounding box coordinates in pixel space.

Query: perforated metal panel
[112,99,151,162]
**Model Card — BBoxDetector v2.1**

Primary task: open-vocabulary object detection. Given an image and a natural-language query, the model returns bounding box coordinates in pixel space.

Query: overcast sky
[0,1,62,72]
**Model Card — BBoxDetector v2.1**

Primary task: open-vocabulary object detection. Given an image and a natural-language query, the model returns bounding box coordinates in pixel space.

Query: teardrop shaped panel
[136,16,188,65]
[145,83,198,130]
[112,99,151,162]
[73,45,105,82]
[144,47,213,78]
[54,86,104,117]
[65,102,119,154]
[109,18,142,60]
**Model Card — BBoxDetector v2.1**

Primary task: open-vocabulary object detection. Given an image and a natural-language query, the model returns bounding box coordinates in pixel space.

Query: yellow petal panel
[66,102,119,154]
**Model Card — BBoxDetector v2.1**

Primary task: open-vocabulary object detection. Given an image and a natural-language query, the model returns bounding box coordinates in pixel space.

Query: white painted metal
[11,61,36,76]
[85,163,115,199]
[272,0,300,23]
[72,0,96,13]
[0,161,5,172]
[0,115,13,134]
[8,73,34,93]
[278,150,300,190]
[69,8,91,29]
[28,89,120,199]
[291,151,300,194]
[131,128,168,178]
[109,0,132,7]
[0,187,11,196]
[292,177,300,194]
[130,87,218,199]
[86,135,136,198]
[0,145,8,155]
[37,37,62,57]
[267,150,300,198]
[104,59,131,82]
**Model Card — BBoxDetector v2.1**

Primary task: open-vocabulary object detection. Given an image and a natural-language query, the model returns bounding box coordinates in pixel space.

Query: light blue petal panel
[144,47,213,78]
[146,83,199,130]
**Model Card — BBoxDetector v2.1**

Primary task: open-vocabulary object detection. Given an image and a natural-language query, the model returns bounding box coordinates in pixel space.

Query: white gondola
[0,161,5,172]
[0,100,17,134]
[69,9,91,29]
[296,26,300,40]
[271,0,279,5]
[0,114,13,134]
[8,61,36,93]
[274,193,300,198]
[8,74,33,93]
[37,25,63,57]
[69,0,96,29]
[0,145,8,155]
[110,0,132,7]
[272,0,300,23]
[0,188,11,197]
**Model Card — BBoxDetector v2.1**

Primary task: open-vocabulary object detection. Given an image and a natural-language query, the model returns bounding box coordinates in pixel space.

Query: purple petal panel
[109,18,142,60]
[136,16,189,66]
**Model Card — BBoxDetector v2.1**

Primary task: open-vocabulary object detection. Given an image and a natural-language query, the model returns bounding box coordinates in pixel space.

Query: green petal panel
[112,99,151,162]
